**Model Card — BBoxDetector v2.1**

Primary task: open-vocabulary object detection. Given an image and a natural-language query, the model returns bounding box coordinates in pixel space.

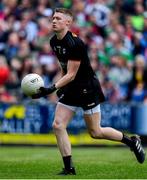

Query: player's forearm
[55,73,75,89]
[32,74,73,98]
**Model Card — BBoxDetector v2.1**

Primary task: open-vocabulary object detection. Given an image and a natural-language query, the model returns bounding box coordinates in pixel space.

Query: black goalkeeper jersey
[50,31,105,109]
[50,31,95,82]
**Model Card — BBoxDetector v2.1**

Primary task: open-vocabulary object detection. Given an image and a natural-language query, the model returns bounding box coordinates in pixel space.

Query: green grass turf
[0,146,146,179]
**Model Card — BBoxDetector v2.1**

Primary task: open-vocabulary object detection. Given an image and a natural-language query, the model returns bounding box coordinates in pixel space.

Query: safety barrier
[0,101,147,145]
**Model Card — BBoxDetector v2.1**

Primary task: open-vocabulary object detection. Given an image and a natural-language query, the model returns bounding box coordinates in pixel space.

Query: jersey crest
[72,32,77,37]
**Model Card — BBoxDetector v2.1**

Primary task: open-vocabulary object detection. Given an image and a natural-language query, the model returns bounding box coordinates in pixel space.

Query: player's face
[52,12,70,32]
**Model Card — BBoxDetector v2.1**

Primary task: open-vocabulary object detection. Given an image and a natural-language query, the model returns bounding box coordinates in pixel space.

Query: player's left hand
[32,85,57,99]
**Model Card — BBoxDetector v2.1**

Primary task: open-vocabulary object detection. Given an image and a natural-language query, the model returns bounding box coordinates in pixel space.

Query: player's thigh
[53,103,75,128]
[84,112,101,131]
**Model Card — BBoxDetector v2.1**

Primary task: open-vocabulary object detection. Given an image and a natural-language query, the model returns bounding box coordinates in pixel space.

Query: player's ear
[67,18,72,27]
[66,15,73,26]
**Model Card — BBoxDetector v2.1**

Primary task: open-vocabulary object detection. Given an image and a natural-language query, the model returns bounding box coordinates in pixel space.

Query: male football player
[33,8,145,175]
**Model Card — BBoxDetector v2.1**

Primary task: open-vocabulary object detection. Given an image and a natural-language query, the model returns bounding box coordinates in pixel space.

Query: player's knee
[89,129,103,139]
[52,120,64,132]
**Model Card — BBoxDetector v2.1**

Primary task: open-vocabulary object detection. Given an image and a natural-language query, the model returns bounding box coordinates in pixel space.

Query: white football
[21,73,44,96]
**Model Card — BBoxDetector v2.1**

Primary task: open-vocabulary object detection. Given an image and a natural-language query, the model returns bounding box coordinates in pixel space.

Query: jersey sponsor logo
[87,102,95,107]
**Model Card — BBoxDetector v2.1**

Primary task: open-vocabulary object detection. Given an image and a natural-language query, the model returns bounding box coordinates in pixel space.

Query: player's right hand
[31,87,46,99]
[31,85,57,99]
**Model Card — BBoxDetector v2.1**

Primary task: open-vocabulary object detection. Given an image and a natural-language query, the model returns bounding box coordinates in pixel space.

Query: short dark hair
[53,8,73,18]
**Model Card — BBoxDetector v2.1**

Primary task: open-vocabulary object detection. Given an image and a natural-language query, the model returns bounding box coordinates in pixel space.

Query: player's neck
[56,29,68,40]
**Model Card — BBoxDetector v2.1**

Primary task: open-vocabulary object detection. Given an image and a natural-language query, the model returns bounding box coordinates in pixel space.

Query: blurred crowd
[0,0,147,104]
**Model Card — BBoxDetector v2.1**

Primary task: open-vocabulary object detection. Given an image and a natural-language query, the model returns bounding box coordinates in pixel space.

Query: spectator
[0,55,17,103]
[127,55,147,101]
[37,42,58,82]
[16,39,31,61]
[130,2,144,32]
[0,86,17,103]
[0,0,147,103]
[0,55,10,86]
[132,32,143,56]
[20,10,38,42]
[85,0,111,37]
[0,19,9,54]
[131,83,146,102]
[34,17,53,50]
[36,0,53,18]
[108,55,132,100]
[5,32,20,62]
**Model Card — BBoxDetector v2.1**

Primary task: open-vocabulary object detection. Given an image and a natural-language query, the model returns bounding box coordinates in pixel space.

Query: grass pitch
[0,146,146,179]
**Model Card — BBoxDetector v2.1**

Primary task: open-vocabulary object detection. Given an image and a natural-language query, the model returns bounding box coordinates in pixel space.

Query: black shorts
[57,77,105,110]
